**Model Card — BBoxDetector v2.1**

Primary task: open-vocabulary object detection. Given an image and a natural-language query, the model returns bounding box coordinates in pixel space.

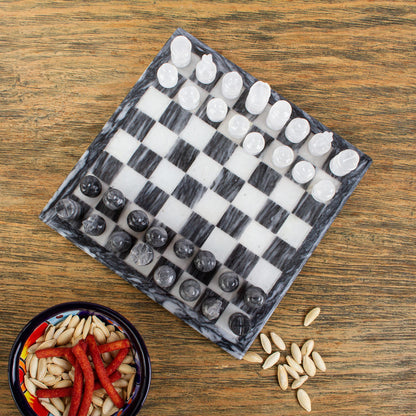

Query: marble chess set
[40,28,371,358]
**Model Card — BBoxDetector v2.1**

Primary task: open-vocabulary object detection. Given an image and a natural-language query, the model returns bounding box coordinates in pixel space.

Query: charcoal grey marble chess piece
[102,188,126,210]
[127,210,149,232]
[79,175,102,197]
[193,250,216,272]
[179,279,201,302]
[107,231,132,254]
[55,198,82,221]
[82,214,106,236]
[218,271,239,292]
[145,226,168,248]
[201,297,222,321]
[153,265,176,289]
[130,242,154,266]
[244,286,266,308]
[174,238,194,259]
[229,313,250,336]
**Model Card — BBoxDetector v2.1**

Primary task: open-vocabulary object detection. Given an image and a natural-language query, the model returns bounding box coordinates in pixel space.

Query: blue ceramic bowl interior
[9,301,151,416]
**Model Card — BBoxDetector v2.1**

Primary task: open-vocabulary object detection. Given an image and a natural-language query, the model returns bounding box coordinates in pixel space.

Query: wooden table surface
[1,1,415,415]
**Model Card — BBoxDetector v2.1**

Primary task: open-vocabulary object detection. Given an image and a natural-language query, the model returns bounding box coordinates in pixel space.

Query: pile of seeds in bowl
[243,307,326,413]
[24,314,137,416]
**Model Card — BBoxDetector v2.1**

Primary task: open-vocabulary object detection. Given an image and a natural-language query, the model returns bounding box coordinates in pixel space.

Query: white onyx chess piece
[228,114,250,140]
[285,118,310,143]
[272,145,294,168]
[178,85,200,111]
[329,149,360,176]
[312,180,336,203]
[206,98,227,122]
[157,63,178,88]
[221,71,243,100]
[266,100,292,131]
[292,161,315,184]
[196,54,217,84]
[308,131,333,156]
[243,132,265,155]
[245,81,271,115]
[170,36,192,68]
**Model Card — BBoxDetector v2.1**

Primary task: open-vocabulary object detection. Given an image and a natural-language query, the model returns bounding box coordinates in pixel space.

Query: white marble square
[215,303,247,342]
[269,176,305,212]
[163,235,195,270]
[247,258,282,294]
[193,189,230,225]
[224,146,259,180]
[239,221,276,257]
[276,214,312,249]
[125,248,161,278]
[180,115,216,150]
[169,272,205,308]
[157,197,193,233]
[209,74,243,108]
[110,165,147,201]
[170,53,200,78]
[187,152,223,188]
[261,140,294,176]
[201,227,238,263]
[232,182,268,218]
[136,86,171,120]
[105,129,140,164]
[208,266,242,301]
[217,109,252,145]
[298,135,331,168]
[149,159,185,194]
[142,122,178,157]
[252,103,281,138]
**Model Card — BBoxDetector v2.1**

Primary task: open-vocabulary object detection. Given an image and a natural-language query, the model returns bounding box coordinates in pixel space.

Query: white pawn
[178,85,200,111]
[206,98,227,122]
[228,114,250,140]
[243,132,265,155]
[285,118,310,143]
[308,131,333,156]
[221,71,243,100]
[196,54,217,84]
[292,161,315,184]
[170,36,192,68]
[266,100,292,131]
[157,63,178,88]
[329,149,360,176]
[272,145,294,168]
[312,180,336,203]
[245,81,271,115]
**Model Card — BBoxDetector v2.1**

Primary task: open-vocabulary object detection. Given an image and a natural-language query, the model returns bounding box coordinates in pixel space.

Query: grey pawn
[179,279,201,302]
[218,272,239,292]
[82,214,106,236]
[55,198,82,221]
[174,238,194,259]
[193,250,216,273]
[127,210,149,232]
[102,188,126,210]
[107,231,132,254]
[145,226,168,248]
[130,242,154,266]
[79,175,102,197]
[229,313,250,336]
[201,297,222,321]
[244,286,266,309]
[153,265,176,289]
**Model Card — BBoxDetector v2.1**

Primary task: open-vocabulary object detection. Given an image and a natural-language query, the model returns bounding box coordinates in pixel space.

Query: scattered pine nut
[277,365,288,390]
[301,339,314,357]
[312,351,327,372]
[262,351,280,370]
[303,355,316,377]
[297,388,312,412]
[291,375,308,389]
[243,351,263,363]
[283,363,300,380]
[260,333,272,354]
[291,343,302,364]
[304,307,320,327]
[286,355,304,374]
[270,332,286,350]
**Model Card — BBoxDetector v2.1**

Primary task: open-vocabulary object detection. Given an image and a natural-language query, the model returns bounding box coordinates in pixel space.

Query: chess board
[40,28,371,359]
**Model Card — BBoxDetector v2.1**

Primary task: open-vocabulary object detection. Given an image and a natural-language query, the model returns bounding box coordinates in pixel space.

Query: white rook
[266,100,292,131]
[329,149,360,176]
[170,35,192,68]
[196,54,217,84]
[222,71,243,100]
[245,81,271,115]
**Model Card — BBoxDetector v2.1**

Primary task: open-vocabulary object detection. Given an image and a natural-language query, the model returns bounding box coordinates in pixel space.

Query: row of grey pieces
[54,174,263,334]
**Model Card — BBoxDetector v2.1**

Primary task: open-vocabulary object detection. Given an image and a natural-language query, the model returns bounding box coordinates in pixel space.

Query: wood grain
[1,1,415,415]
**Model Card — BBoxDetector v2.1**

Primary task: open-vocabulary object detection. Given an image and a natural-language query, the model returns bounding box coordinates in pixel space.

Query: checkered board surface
[40,28,371,358]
